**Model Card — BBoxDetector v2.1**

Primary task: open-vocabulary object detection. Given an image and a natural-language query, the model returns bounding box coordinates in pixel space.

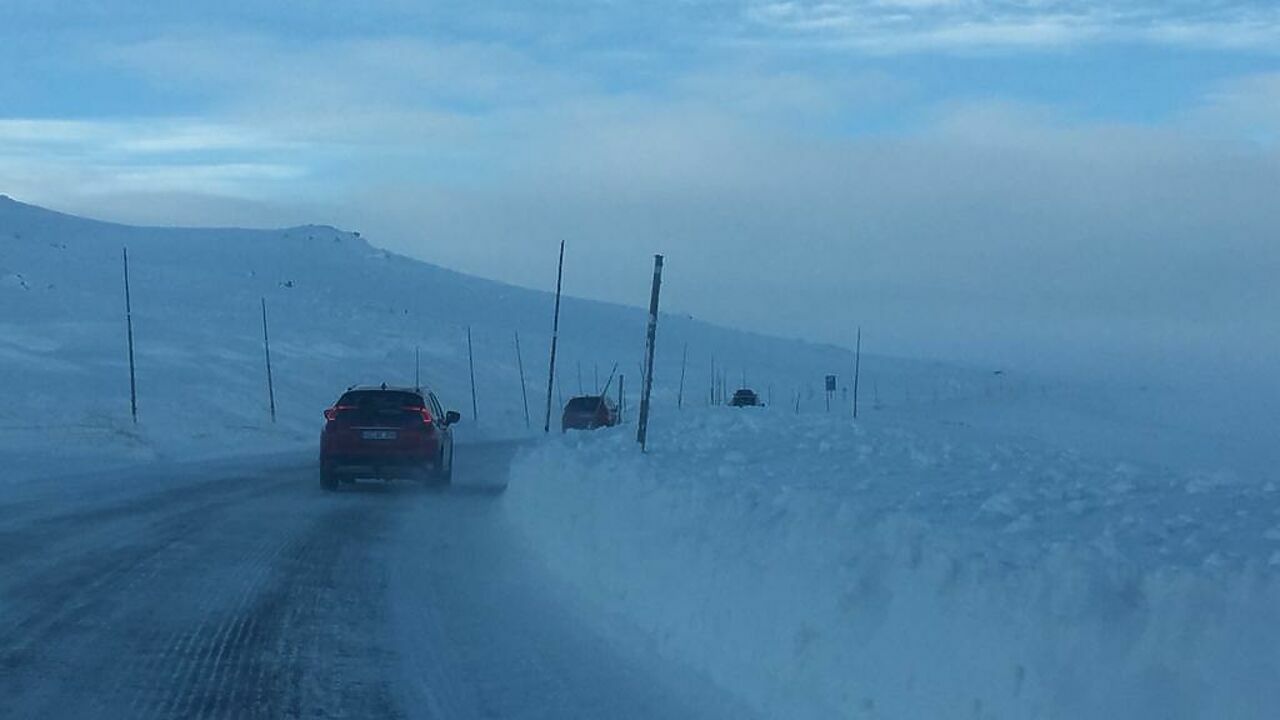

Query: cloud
[3,19,1279,381]
[327,75,1280,381]
[740,0,1280,53]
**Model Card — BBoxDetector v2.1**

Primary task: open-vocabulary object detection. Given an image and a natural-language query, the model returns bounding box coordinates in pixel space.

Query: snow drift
[505,409,1280,719]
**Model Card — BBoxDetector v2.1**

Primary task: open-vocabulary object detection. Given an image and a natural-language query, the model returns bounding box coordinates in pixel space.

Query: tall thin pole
[514,331,530,428]
[577,361,584,394]
[122,247,137,424]
[467,325,478,421]
[261,297,276,423]
[636,254,664,451]
[415,345,420,389]
[599,362,620,397]
[543,240,565,433]
[709,355,715,405]
[853,326,862,419]
[675,343,688,409]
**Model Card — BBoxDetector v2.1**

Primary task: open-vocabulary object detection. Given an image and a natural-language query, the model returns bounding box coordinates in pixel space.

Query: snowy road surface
[0,442,746,720]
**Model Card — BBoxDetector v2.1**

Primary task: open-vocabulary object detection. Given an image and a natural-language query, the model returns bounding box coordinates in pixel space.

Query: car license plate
[361,430,397,440]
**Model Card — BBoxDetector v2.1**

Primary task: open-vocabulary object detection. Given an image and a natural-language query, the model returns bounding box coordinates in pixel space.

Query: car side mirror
[445,410,461,426]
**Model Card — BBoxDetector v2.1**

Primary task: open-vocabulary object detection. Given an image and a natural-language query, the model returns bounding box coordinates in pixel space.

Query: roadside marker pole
[467,325,478,421]
[599,362,620,397]
[122,247,138,424]
[556,366,564,409]
[853,326,862,419]
[514,331,531,429]
[636,254,664,451]
[709,355,715,405]
[261,297,276,423]
[543,241,565,433]
[676,343,687,410]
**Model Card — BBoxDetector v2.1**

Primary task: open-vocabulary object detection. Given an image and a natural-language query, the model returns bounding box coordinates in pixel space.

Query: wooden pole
[261,297,276,423]
[709,355,715,405]
[515,331,530,428]
[467,325,478,421]
[123,247,137,424]
[853,326,862,419]
[598,361,620,398]
[636,254,664,451]
[676,342,688,409]
[543,241,565,433]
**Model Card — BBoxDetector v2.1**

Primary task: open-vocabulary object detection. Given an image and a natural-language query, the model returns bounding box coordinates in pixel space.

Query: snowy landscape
[3,195,1278,718]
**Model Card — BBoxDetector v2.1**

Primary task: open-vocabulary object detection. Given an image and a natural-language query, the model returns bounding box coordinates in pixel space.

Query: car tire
[320,465,340,491]
[437,447,453,485]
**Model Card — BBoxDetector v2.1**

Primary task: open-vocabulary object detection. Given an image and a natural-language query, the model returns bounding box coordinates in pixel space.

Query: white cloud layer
[2,22,1278,381]
[741,0,1280,51]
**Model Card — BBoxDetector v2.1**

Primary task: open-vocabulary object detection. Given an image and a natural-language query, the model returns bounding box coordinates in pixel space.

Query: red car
[319,385,460,489]
[561,395,619,432]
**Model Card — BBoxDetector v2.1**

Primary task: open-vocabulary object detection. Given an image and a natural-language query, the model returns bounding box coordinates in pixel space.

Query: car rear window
[566,396,603,412]
[338,391,424,409]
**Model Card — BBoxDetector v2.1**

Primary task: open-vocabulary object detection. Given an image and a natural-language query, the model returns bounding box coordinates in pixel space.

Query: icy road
[0,442,745,720]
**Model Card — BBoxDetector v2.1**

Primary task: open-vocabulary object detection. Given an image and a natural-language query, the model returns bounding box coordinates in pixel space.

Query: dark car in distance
[562,395,619,431]
[730,388,761,407]
[319,385,459,489]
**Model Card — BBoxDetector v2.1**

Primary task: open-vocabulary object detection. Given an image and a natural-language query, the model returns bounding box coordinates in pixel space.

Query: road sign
[825,375,837,392]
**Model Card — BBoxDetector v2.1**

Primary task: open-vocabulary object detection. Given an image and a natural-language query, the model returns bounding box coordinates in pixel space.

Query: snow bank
[505,409,1280,719]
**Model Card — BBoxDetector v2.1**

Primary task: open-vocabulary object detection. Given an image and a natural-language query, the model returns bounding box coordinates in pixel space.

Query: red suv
[319,385,460,489]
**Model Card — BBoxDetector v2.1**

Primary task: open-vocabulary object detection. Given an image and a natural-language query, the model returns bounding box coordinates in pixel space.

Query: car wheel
[437,447,453,485]
[320,465,340,491]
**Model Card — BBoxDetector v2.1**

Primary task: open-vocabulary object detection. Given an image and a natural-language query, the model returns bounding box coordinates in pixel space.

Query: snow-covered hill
[2,194,954,475]
[3,194,1274,482]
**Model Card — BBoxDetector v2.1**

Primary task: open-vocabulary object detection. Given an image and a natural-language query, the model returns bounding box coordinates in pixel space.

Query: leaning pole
[636,254,664,451]
[543,241,565,433]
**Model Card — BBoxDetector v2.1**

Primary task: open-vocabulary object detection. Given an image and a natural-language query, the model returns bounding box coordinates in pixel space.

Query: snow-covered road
[0,443,746,719]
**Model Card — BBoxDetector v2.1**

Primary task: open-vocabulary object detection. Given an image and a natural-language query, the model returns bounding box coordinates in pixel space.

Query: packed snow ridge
[506,409,1280,720]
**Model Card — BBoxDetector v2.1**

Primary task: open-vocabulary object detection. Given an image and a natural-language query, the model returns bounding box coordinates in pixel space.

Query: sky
[1,1,1278,382]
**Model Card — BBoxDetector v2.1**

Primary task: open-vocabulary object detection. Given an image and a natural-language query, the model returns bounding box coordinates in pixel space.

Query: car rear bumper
[321,454,437,477]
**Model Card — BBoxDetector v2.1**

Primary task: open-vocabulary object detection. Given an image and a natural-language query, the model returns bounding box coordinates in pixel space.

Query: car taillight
[324,405,356,422]
[404,406,434,425]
